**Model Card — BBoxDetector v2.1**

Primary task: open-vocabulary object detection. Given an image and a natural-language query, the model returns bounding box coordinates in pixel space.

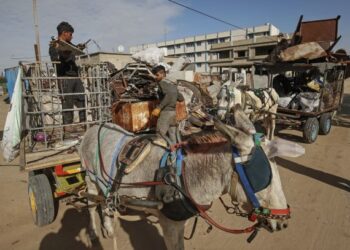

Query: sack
[297,92,320,112]
[1,68,23,162]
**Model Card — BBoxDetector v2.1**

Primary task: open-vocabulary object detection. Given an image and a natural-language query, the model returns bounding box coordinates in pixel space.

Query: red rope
[181,162,257,234]
[119,181,165,186]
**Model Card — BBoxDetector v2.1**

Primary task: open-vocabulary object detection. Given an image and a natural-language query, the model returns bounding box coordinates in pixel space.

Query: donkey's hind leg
[268,104,278,140]
[158,212,186,250]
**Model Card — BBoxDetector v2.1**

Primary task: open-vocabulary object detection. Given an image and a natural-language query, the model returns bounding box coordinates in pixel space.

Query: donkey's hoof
[101,226,115,238]
[88,229,98,241]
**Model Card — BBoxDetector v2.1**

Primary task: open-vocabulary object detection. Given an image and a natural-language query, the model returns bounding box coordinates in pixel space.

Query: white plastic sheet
[1,68,23,162]
[297,92,320,112]
[263,137,305,159]
[169,56,191,72]
[131,47,166,65]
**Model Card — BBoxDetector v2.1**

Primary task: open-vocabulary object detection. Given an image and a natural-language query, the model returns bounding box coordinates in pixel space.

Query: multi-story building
[129,23,280,72]
[209,35,280,73]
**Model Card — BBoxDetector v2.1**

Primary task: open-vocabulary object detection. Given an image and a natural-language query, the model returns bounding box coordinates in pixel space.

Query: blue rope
[176,149,183,176]
[232,146,260,208]
[160,149,183,176]
[160,151,170,168]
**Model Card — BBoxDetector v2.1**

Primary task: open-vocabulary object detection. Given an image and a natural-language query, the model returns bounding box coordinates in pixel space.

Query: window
[176,44,181,49]
[167,45,174,50]
[207,39,218,45]
[255,45,275,56]
[196,41,202,46]
[219,50,230,59]
[196,63,202,67]
[219,38,226,43]
[196,52,202,57]
[237,50,247,58]
[186,43,194,48]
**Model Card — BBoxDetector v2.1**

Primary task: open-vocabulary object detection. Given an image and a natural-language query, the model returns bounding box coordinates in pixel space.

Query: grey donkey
[79,105,289,250]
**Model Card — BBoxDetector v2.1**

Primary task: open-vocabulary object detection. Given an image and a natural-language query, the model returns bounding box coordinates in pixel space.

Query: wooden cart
[255,61,346,143]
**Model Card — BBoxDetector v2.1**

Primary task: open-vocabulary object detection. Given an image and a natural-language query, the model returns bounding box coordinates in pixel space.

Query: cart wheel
[319,113,332,135]
[303,118,319,143]
[28,173,55,226]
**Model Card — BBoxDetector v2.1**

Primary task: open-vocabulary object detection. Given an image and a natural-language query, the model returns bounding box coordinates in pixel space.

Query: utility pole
[32,0,41,62]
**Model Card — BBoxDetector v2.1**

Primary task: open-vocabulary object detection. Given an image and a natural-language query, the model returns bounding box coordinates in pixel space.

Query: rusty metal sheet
[280,42,327,61]
[112,100,187,132]
[296,16,340,50]
[112,101,158,132]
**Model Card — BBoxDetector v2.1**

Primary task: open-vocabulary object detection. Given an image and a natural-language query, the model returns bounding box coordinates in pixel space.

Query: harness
[217,84,236,112]
[88,126,290,243]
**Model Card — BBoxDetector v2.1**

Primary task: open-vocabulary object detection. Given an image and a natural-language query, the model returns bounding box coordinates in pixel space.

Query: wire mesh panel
[22,62,111,154]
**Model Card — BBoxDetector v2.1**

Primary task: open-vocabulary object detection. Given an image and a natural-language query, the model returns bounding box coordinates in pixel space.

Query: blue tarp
[4,67,19,100]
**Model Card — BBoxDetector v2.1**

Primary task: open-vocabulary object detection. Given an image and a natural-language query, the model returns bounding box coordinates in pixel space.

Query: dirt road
[0,81,349,250]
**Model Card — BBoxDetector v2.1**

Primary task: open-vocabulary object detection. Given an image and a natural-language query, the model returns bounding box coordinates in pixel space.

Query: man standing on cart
[49,21,86,133]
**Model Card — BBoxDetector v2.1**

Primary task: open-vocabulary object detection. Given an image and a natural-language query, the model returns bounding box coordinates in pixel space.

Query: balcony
[208,57,233,64]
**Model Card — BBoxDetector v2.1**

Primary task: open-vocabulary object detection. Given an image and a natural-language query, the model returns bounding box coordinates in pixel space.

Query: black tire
[28,173,55,226]
[303,118,319,143]
[319,113,332,135]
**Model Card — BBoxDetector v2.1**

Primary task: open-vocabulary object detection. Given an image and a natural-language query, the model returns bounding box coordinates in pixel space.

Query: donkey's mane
[185,131,228,153]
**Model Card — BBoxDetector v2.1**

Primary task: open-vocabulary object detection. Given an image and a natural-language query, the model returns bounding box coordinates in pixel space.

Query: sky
[0,0,349,72]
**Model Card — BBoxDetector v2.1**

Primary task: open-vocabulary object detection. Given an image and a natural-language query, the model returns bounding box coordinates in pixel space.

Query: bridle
[177,142,290,243]
[217,84,234,112]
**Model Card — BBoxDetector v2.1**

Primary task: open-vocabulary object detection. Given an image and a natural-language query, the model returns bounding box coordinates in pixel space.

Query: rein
[181,161,259,237]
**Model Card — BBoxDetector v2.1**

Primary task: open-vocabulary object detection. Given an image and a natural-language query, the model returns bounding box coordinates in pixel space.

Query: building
[209,35,280,73]
[129,23,280,72]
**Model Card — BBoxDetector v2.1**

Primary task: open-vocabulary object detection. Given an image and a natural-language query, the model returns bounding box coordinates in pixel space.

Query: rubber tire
[319,113,332,135]
[28,174,55,227]
[303,118,319,144]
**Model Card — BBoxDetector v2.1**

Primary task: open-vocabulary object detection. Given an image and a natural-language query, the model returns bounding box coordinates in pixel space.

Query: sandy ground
[0,80,349,250]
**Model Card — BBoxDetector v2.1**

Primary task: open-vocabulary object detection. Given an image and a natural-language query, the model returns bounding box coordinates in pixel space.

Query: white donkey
[79,106,289,250]
[217,81,279,139]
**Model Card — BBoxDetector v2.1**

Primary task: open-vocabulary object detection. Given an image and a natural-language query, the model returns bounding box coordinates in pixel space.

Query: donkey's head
[217,83,241,121]
[215,105,290,232]
[215,104,255,153]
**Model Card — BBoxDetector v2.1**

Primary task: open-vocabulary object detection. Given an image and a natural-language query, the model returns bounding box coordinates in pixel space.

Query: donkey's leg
[101,206,115,238]
[268,104,278,140]
[158,213,186,250]
[85,175,99,240]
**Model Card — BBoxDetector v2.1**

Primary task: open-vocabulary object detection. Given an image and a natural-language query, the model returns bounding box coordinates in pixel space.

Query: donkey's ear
[231,104,256,135]
[214,118,241,144]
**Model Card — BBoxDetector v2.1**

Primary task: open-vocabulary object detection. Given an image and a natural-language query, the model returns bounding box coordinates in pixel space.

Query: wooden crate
[176,101,188,121]
[112,100,158,132]
[112,100,187,133]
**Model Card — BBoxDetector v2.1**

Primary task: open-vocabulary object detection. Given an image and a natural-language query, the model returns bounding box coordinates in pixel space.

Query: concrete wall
[100,54,134,69]
[77,53,134,70]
